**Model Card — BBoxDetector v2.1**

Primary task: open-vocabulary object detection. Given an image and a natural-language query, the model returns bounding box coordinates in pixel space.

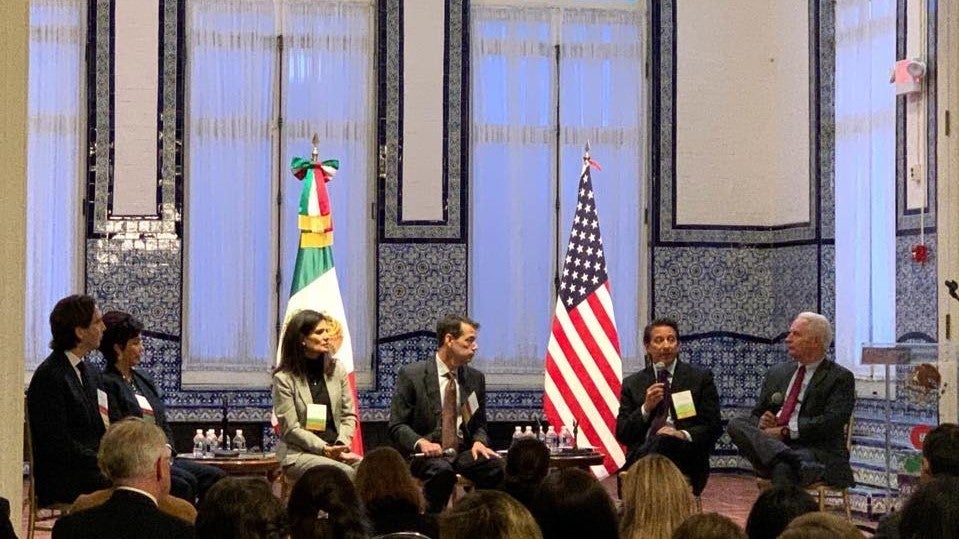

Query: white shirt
[780,358,824,439]
[115,486,158,506]
[65,350,85,385]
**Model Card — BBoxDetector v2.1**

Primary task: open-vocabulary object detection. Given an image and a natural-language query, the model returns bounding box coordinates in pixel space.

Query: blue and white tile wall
[82,0,938,473]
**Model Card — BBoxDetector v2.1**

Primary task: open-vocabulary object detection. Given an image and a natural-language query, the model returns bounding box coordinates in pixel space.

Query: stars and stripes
[543,146,625,478]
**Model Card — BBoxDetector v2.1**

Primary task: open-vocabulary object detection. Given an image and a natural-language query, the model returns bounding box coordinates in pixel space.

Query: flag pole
[552,43,562,297]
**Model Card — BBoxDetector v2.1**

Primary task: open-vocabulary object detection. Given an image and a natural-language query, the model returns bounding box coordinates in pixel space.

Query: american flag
[543,144,626,478]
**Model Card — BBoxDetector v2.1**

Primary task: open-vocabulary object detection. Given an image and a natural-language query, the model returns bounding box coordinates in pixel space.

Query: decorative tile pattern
[86,238,183,336]
[896,234,937,340]
[381,0,465,240]
[377,243,467,336]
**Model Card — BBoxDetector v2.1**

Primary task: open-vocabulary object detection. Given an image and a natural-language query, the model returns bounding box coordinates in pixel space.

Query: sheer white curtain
[185,0,374,381]
[470,4,643,374]
[26,0,85,371]
[834,0,896,374]
[279,0,374,370]
[184,0,278,376]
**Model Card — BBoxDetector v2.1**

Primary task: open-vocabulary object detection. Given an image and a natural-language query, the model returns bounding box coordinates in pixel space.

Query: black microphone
[411,448,456,458]
[764,391,784,414]
[653,361,667,382]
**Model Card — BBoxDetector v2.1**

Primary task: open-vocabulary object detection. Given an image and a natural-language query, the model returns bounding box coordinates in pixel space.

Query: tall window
[834,0,896,373]
[470,3,644,377]
[25,0,85,373]
[184,0,374,385]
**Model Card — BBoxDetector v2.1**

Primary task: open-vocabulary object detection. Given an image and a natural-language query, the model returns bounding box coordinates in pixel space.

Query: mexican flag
[274,156,364,455]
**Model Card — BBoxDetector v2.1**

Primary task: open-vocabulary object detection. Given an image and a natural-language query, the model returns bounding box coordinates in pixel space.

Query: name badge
[135,394,156,424]
[306,403,327,432]
[671,390,697,420]
[96,389,110,428]
[461,391,479,423]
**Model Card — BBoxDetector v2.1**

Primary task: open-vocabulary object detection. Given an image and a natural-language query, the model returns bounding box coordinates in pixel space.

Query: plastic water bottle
[523,425,534,439]
[559,426,573,451]
[545,425,559,453]
[205,429,217,453]
[511,426,522,447]
[234,429,246,452]
[192,429,205,457]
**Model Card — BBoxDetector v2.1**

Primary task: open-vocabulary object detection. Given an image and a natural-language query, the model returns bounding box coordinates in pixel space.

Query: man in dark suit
[615,318,722,495]
[727,312,855,488]
[27,294,111,506]
[389,314,504,513]
[52,418,193,538]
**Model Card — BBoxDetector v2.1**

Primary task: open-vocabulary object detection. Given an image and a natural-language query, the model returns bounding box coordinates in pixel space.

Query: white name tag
[96,389,110,428]
[306,403,327,431]
[671,390,697,420]
[461,391,479,423]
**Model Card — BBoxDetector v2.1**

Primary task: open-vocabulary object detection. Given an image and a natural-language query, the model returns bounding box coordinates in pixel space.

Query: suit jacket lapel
[294,375,313,411]
[324,371,340,425]
[424,360,441,415]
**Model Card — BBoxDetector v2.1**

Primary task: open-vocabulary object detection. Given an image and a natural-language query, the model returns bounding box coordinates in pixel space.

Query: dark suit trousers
[726,415,822,487]
[411,450,505,513]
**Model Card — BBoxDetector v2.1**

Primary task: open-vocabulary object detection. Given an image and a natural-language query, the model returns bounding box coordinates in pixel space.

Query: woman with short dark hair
[287,465,371,539]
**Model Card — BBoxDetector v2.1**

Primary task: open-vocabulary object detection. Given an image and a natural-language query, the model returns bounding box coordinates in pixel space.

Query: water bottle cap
[236,429,243,435]
[196,429,203,434]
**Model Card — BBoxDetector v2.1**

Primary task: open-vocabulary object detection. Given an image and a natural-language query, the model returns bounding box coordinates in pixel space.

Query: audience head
[672,512,746,539]
[533,467,619,539]
[440,490,541,539]
[620,454,694,539]
[355,446,425,514]
[745,485,817,539]
[196,477,288,539]
[501,438,551,510]
[899,475,959,539]
[49,294,104,353]
[277,310,330,377]
[97,418,171,496]
[787,313,832,362]
[98,311,145,367]
[921,423,959,479]
[776,512,861,539]
[287,465,370,539]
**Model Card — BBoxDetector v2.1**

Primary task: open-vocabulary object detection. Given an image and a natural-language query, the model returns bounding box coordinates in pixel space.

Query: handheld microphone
[653,361,667,383]
[411,448,457,458]
[765,391,784,414]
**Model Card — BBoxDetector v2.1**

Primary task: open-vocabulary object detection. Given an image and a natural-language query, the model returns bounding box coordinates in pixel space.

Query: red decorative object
[911,424,933,450]
[911,243,929,264]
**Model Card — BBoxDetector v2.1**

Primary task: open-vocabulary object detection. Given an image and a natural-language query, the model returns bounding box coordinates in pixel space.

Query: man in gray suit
[727,312,855,488]
[388,315,504,512]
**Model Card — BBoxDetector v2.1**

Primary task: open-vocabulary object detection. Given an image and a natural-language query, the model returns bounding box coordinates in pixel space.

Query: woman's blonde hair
[620,454,694,539]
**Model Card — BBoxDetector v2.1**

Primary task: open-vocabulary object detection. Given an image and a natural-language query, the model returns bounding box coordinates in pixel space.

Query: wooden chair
[756,418,854,521]
[24,396,71,539]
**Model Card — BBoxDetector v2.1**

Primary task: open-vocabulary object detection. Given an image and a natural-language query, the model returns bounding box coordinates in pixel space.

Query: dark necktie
[441,372,458,450]
[76,360,87,387]
[777,365,807,426]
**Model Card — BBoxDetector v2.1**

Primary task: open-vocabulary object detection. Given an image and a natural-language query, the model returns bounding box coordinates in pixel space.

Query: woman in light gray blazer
[273,309,360,482]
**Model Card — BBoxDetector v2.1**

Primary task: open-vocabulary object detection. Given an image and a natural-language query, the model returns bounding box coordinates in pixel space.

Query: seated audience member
[388,315,503,513]
[616,318,722,496]
[288,465,371,539]
[51,419,193,539]
[98,310,225,504]
[532,467,618,539]
[355,447,436,537]
[274,310,361,483]
[71,486,197,524]
[620,454,695,539]
[727,313,855,488]
[672,513,747,539]
[898,475,959,539]
[0,498,16,539]
[874,423,959,539]
[196,477,289,539]
[776,512,862,539]
[499,438,551,512]
[27,294,111,506]
[744,485,817,539]
[440,490,542,539]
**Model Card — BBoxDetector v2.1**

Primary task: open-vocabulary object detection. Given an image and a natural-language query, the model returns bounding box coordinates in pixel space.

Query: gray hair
[97,418,167,481]
[795,312,832,349]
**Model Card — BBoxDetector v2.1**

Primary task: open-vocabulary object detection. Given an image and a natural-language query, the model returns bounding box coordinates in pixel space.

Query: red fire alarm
[911,243,929,264]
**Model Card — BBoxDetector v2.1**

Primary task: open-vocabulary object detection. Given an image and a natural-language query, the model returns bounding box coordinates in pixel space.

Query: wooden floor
[20,474,876,538]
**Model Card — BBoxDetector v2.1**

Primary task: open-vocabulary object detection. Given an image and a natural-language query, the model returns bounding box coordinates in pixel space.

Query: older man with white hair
[52,418,193,539]
[727,312,855,488]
